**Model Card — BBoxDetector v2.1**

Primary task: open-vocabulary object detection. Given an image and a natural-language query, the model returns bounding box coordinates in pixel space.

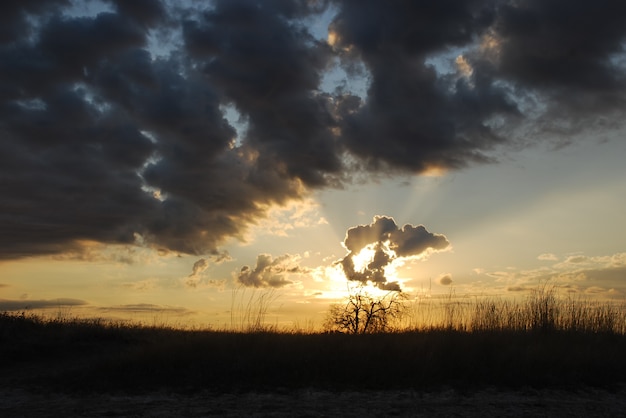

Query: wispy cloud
[538,253,558,261]
[121,278,160,291]
[0,298,87,311]
[97,304,192,315]
[48,239,166,265]
[488,252,626,299]
[242,198,329,241]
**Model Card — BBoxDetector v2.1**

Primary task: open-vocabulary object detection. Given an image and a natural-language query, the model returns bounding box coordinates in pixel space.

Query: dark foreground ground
[2,387,626,417]
[2,314,626,416]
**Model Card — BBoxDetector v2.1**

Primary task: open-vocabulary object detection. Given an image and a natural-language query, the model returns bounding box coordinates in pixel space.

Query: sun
[351,244,377,272]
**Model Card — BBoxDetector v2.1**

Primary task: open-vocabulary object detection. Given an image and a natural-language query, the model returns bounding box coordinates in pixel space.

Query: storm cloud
[338,216,450,290]
[1,1,625,260]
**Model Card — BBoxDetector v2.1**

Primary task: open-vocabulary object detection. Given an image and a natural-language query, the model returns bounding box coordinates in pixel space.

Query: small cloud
[190,258,209,277]
[236,253,310,288]
[507,286,527,292]
[538,253,558,261]
[185,258,210,288]
[565,255,588,264]
[438,274,453,286]
[337,216,450,290]
[486,271,512,280]
[185,253,231,288]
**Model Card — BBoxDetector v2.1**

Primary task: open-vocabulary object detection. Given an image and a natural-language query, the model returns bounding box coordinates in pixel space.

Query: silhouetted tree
[324,283,408,334]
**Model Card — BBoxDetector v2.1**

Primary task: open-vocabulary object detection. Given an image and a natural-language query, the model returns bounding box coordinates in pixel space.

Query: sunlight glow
[455,55,473,78]
[480,31,502,63]
[324,264,352,297]
[242,198,325,241]
[351,245,377,272]
[327,30,338,46]
[421,165,448,177]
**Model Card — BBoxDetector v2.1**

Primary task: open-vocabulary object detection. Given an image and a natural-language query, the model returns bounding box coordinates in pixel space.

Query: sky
[1,0,625,328]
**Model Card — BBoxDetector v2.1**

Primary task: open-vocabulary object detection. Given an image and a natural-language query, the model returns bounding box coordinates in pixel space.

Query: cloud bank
[2,0,625,259]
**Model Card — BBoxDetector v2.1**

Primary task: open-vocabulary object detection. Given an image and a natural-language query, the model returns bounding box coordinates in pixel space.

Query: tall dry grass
[406,286,626,334]
[2,285,626,393]
[229,287,280,332]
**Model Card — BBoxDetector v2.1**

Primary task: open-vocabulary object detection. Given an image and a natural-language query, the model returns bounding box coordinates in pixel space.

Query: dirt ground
[2,387,626,417]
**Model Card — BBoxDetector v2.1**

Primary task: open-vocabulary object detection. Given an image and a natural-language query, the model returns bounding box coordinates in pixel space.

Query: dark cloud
[182,0,340,186]
[39,13,147,73]
[477,0,626,137]
[330,0,518,173]
[0,1,316,259]
[0,298,87,311]
[338,216,450,290]
[378,281,402,292]
[331,0,626,169]
[342,215,398,253]
[493,0,626,92]
[105,0,167,27]
[1,1,624,261]
[0,0,69,45]
[237,253,309,288]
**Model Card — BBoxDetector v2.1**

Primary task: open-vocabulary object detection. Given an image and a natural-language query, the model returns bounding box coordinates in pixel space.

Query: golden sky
[1,1,625,328]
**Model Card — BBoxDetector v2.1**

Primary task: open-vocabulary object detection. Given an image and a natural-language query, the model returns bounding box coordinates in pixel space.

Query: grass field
[2,287,626,394]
